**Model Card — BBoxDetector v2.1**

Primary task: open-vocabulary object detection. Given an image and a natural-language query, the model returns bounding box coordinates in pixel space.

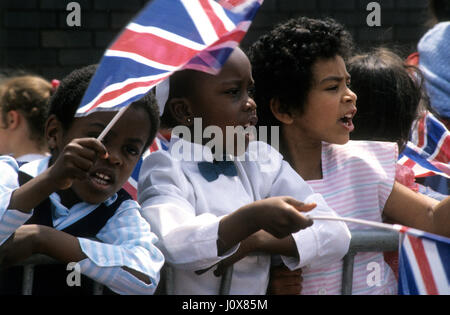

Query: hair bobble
[51,79,60,93]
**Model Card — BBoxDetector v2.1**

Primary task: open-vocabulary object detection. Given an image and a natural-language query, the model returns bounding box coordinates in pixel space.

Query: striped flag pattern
[398,111,450,178]
[398,226,450,295]
[123,133,170,200]
[75,0,263,117]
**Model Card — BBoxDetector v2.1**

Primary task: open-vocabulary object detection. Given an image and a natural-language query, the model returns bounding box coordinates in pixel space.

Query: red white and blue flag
[123,133,170,200]
[398,226,450,295]
[398,111,450,178]
[75,0,263,116]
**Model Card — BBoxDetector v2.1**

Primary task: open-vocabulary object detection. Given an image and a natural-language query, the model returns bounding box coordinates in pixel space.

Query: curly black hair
[248,17,354,130]
[48,64,160,153]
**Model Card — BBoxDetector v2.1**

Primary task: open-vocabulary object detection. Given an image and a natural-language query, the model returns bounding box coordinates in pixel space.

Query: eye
[124,144,140,157]
[247,86,255,98]
[225,88,240,97]
[326,85,339,91]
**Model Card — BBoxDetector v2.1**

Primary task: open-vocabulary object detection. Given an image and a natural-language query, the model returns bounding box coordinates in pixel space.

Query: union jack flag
[123,133,170,200]
[75,0,263,116]
[398,226,450,295]
[398,111,450,179]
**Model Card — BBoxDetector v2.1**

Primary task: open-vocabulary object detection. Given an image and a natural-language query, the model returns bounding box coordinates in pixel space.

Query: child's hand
[218,197,315,256]
[48,138,108,190]
[213,230,271,276]
[0,225,41,268]
[252,196,315,239]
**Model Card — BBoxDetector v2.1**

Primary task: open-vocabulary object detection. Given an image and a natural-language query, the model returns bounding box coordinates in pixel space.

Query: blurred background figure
[0,75,54,162]
[348,47,449,200]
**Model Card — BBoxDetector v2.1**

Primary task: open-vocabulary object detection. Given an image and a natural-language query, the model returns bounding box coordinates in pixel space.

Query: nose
[106,146,123,166]
[244,96,257,111]
[344,86,357,108]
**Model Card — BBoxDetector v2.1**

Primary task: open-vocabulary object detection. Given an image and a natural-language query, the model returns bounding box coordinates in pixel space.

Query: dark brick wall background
[0,0,431,80]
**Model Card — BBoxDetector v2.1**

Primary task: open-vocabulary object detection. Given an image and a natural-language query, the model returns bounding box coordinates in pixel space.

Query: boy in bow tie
[137,47,351,294]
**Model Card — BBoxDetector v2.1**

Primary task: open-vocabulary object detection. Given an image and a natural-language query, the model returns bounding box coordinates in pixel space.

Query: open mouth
[89,171,114,188]
[339,113,355,131]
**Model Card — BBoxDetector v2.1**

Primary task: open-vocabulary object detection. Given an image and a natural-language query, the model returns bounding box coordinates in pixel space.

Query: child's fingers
[284,197,317,212]
[75,138,109,159]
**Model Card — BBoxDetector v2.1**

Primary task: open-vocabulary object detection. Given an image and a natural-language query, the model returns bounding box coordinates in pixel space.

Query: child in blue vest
[138,47,351,294]
[0,65,164,295]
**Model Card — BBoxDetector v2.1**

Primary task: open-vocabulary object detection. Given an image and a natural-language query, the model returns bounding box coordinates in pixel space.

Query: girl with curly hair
[249,16,450,295]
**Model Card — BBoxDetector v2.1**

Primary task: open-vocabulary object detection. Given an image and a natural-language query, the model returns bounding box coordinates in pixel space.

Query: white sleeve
[281,193,351,269]
[137,151,238,271]
[0,156,33,245]
[251,143,351,269]
[76,199,165,295]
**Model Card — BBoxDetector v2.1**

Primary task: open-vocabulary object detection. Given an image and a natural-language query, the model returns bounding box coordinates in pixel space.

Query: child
[0,65,164,295]
[347,47,448,200]
[137,47,351,295]
[347,48,423,152]
[248,16,450,295]
[0,75,53,162]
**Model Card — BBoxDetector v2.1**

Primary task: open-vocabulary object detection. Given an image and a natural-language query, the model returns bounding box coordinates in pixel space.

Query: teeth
[93,177,108,185]
[95,172,111,181]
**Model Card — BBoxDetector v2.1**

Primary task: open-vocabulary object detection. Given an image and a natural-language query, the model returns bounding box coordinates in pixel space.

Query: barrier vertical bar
[22,265,35,295]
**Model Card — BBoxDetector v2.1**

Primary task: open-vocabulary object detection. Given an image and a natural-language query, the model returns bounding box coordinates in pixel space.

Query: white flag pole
[96,106,129,142]
[307,215,403,232]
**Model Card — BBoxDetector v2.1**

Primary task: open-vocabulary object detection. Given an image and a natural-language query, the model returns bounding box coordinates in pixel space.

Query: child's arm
[257,147,351,270]
[0,200,164,295]
[0,156,34,245]
[383,181,450,237]
[0,224,87,267]
[7,138,108,213]
[217,197,315,255]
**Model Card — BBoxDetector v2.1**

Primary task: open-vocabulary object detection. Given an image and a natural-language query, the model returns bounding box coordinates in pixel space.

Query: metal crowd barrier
[9,254,104,295]
[341,229,399,295]
[164,229,399,295]
[4,229,398,295]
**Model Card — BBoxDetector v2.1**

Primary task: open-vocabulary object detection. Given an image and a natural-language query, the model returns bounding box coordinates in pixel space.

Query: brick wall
[0,0,431,80]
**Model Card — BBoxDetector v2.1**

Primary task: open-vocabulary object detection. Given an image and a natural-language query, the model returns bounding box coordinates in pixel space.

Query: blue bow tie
[198,160,238,182]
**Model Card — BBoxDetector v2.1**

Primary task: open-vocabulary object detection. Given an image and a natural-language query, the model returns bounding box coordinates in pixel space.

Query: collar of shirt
[168,134,237,163]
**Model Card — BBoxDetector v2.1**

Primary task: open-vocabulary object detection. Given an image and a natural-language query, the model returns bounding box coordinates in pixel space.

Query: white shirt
[138,137,351,294]
[0,156,165,295]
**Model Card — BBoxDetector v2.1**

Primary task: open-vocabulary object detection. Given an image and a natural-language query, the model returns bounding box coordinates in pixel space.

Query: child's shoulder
[247,140,283,160]
[323,140,398,176]
[244,140,284,171]
[324,140,398,161]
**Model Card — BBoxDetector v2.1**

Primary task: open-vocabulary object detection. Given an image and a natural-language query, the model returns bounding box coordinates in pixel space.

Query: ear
[45,115,63,154]
[166,97,194,126]
[269,98,294,125]
[5,110,21,130]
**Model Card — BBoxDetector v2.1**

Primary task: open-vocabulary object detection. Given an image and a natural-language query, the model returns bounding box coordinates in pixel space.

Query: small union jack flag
[398,226,450,295]
[398,111,450,179]
[75,0,263,117]
[123,133,170,200]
